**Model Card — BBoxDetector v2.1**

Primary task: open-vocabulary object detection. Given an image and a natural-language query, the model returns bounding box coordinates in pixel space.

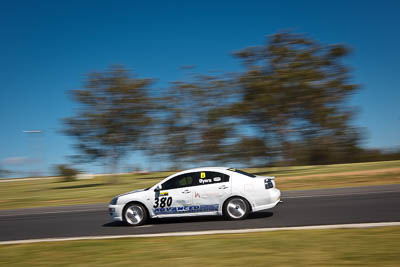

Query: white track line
[284,190,400,199]
[0,177,59,183]
[1,222,399,245]
[0,209,105,218]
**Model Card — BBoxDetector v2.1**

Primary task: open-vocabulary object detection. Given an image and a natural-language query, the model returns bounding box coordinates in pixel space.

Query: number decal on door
[153,197,173,208]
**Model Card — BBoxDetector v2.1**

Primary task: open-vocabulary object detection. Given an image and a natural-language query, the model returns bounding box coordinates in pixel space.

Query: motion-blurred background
[1,0,399,179]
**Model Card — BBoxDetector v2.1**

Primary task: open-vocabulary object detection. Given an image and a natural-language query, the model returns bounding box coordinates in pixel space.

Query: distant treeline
[354,149,400,164]
[62,31,396,173]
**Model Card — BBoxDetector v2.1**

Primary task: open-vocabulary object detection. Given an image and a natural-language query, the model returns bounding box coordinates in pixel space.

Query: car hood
[118,188,147,197]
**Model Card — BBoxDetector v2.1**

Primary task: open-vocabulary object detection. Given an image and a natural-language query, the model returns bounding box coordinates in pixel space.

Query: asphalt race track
[1,185,400,242]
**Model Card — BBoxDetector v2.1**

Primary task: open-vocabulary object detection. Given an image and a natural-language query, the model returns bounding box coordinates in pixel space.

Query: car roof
[157,167,240,186]
[182,167,230,172]
[167,167,230,178]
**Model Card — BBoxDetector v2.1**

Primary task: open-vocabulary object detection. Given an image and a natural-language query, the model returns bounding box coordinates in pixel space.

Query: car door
[152,172,198,217]
[192,171,231,214]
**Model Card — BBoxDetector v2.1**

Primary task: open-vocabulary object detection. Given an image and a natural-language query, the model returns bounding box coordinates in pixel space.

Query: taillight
[264,178,274,189]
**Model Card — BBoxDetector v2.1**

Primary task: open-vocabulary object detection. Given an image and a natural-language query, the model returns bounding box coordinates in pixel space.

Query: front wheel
[123,203,148,226]
[223,197,250,220]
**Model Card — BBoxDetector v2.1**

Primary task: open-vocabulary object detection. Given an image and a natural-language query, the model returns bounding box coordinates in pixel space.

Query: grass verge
[0,160,399,210]
[1,227,400,266]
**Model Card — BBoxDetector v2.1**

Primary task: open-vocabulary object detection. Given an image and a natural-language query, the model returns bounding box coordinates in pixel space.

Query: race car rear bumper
[252,198,280,212]
[252,188,281,212]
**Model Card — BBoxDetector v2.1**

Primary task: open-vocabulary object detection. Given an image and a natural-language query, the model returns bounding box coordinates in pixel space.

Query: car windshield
[227,168,256,178]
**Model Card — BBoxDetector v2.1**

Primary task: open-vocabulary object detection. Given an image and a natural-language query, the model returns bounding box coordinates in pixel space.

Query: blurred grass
[1,227,400,266]
[251,160,400,177]
[0,160,399,210]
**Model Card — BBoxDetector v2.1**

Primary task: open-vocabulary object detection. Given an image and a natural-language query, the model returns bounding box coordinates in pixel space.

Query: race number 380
[153,197,172,208]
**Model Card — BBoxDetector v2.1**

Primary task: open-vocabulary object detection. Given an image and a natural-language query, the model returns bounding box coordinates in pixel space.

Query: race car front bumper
[108,204,123,221]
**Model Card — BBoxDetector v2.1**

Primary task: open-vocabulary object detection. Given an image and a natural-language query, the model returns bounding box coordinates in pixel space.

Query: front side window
[178,175,193,187]
[162,172,198,190]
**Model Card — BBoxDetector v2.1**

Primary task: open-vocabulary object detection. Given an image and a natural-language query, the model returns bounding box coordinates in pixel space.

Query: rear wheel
[123,203,147,226]
[223,197,250,220]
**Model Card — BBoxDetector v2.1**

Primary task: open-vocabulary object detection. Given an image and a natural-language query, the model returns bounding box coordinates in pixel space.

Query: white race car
[108,167,281,226]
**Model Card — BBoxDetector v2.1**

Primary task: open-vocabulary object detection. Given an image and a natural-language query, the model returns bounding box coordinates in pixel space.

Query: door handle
[182,190,191,194]
[219,185,228,189]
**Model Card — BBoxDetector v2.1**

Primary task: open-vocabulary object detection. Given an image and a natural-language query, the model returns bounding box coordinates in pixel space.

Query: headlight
[110,197,118,205]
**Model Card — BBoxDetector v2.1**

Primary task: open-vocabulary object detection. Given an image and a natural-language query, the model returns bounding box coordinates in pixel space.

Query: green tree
[0,168,11,178]
[54,164,79,182]
[229,31,361,165]
[156,31,361,167]
[63,66,154,183]
[156,73,236,167]
[155,71,269,167]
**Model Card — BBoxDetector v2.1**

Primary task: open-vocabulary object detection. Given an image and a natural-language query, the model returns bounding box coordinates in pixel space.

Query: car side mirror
[154,184,162,192]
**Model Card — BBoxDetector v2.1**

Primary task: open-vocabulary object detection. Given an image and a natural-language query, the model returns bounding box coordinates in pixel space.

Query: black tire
[223,197,250,220]
[123,202,148,226]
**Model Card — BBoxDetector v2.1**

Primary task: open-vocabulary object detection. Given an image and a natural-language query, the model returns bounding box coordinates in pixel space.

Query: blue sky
[1,0,399,176]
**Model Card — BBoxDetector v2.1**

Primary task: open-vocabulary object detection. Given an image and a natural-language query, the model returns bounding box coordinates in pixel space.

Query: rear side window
[198,171,230,185]
[227,168,256,178]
